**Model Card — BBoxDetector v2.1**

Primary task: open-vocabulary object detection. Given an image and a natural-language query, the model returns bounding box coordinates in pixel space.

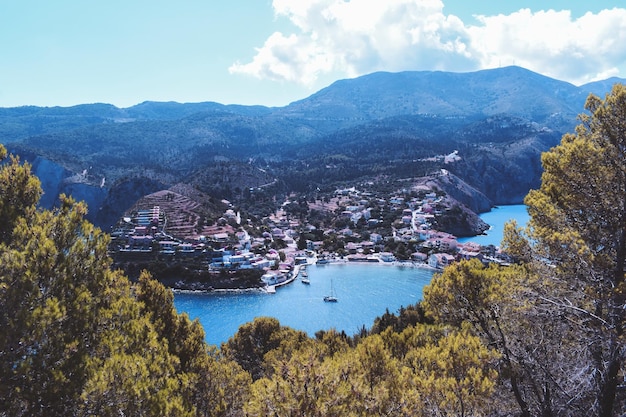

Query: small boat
[323,276,338,302]
[302,277,311,284]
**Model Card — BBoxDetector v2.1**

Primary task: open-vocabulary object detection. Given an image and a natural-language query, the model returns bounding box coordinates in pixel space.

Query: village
[109,183,512,291]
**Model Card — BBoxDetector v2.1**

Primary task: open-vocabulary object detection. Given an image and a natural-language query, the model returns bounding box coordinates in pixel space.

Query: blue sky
[1,0,625,108]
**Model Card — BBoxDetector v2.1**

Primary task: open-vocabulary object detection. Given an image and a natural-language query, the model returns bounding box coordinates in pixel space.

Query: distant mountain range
[2,66,624,228]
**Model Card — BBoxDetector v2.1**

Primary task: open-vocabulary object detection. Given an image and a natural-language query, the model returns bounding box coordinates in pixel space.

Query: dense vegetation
[1,85,625,416]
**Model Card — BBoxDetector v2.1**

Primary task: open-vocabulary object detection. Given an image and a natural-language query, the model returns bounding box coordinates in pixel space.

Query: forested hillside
[1,80,624,417]
[2,66,623,228]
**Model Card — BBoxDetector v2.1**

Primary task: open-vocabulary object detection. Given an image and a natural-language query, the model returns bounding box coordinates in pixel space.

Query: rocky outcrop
[93,177,166,230]
[450,130,562,205]
[432,196,490,237]
[25,154,107,225]
[11,149,165,230]
[427,170,493,213]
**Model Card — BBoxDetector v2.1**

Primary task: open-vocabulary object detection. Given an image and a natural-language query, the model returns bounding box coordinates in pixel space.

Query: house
[179,243,195,254]
[134,226,148,236]
[438,237,458,251]
[261,273,287,286]
[379,252,396,262]
[158,240,178,254]
[340,228,353,237]
[229,254,246,264]
[458,249,484,261]
[425,233,458,251]
[252,259,273,269]
[428,253,455,269]
[346,242,361,254]
[271,228,285,238]
[306,240,324,251]
[341,210,354,219]
[212,232,229,243]
[128,235,153,251]
[367,218,380,227]
[361,241,374,251]
[411,252,428,262]
[370,233,383,243]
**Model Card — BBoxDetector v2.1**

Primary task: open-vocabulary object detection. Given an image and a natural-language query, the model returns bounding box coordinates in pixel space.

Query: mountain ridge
[2,65,624,228]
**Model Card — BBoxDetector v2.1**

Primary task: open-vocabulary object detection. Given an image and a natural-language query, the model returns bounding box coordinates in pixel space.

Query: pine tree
[524,84,626,417]
[0,147,192,416]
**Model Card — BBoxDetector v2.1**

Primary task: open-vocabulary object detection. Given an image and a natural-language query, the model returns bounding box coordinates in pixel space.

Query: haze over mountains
[2,65,623,228]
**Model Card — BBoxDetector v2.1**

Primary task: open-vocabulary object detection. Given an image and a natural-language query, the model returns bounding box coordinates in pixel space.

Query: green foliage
[0,193,194,416]
[370,303,433,335]
[0,146,41,244]
[501,219,532,263]
[523,84,626,417]
[406,326,499,417]
[0,154,250,416]
[222,317,288,380]
[420,86,626,416]
[243,324,499,417]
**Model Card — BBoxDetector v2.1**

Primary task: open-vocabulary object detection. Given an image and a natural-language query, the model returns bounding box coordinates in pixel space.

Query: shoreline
[318,257,437,270]
[170,258,436,294]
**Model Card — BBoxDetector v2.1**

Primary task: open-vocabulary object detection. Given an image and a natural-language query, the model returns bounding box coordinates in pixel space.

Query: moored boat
[324,276,338,302]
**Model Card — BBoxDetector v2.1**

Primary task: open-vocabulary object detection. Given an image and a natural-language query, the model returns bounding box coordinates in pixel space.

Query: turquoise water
[458,204,529,247]
[174,263,434,346]
[173,204,528,346]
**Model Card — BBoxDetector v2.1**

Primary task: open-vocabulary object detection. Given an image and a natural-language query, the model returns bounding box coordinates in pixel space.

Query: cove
[173,204,530,346]
[458,204,530,247]
[174,263,434,346]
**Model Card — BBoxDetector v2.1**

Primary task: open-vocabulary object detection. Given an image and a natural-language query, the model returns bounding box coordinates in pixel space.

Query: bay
[458,204,530,247]
[173,204,529,346]
[174,263,434,346]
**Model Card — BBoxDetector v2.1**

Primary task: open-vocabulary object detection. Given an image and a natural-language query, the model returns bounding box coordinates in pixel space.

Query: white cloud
[229,1,626,86]
[468,8,626,84]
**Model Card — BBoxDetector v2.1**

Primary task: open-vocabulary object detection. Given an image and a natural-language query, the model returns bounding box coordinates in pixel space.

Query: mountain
[276,66,589,130]
[2,66,624,228]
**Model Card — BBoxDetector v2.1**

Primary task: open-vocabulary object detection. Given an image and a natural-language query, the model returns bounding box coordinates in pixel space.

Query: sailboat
[323,276,338,302]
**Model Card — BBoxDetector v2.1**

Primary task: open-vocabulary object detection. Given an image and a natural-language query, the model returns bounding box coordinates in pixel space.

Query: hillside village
[109,174,512,291]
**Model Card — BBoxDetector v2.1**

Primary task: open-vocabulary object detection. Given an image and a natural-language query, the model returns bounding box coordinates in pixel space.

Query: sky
[1,0,626,108]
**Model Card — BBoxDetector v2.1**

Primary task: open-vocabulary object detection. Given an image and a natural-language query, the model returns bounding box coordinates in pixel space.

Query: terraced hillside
[123,185,229,240]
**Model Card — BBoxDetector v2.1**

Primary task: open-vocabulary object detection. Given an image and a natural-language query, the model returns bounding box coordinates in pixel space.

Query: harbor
[174,262,434,346]
[262,260,311,293]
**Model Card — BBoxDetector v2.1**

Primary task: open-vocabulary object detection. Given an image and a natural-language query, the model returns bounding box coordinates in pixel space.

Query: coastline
[169,256,436,294]
[172,287,266,294]
[173,260,436,346]
[318,257,436,270]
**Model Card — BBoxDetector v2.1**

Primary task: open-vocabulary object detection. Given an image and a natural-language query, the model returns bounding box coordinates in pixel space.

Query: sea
[174,204,528,346]
[457,204,530,247]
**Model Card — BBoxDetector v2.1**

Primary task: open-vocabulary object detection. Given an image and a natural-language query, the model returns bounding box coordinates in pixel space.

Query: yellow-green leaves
[407,327,499,417]
[0,146,41,244]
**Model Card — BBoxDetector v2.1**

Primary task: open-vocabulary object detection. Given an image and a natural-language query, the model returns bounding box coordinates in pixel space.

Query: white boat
[301,267,310,284]
[324,276,338,302]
